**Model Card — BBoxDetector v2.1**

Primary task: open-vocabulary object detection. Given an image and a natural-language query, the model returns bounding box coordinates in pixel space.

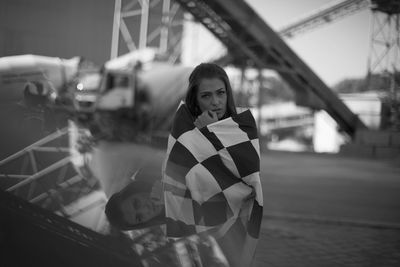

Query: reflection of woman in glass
[105,180,164,230]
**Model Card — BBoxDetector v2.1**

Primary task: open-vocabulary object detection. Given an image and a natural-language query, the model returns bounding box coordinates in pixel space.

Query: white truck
[71,48,157,113]
[71,68,135,113]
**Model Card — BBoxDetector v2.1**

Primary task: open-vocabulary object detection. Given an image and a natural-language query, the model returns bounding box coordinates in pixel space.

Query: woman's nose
[211,95,219,105]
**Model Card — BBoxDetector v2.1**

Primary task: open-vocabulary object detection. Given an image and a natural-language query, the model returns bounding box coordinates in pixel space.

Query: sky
[182,0,371,87]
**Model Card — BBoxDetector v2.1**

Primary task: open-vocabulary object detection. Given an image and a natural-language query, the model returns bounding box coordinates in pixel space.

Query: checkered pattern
[162,102,263,267]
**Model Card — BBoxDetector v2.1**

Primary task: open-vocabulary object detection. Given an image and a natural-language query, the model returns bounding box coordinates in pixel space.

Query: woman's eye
[218,91,226,95]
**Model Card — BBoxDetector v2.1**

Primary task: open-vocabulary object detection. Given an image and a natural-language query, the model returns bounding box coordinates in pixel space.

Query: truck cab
[96,69,135,111]
[72,68,136,113]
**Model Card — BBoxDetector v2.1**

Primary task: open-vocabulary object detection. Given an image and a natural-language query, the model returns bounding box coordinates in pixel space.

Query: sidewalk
[253,214,400,267]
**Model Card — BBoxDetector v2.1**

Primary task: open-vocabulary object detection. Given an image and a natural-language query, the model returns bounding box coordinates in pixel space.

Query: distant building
[249,102,314,152]
[250,92,383,153]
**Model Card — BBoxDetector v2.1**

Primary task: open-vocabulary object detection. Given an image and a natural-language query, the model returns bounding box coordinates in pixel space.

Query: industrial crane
[278,0,370,38]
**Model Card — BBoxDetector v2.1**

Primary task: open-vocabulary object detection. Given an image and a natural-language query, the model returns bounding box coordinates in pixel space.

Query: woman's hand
[194,110,218,128]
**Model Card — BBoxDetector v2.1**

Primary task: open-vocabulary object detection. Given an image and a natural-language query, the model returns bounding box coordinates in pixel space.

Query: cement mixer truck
[0,54,82,106]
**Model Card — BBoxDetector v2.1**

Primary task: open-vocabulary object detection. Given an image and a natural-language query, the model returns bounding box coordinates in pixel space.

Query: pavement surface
[254,216,400,267]
[252,150,400,267]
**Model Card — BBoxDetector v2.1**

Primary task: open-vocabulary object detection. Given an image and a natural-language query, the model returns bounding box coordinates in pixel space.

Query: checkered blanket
[162,103,263,267]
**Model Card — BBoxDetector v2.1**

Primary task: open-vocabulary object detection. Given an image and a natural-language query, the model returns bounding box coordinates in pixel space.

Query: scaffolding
[111,0,185,64]
[0,128,102,223]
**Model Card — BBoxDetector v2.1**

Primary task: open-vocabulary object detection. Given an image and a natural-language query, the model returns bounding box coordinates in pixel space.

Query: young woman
[163,63,263,267]
[105,63,262,267]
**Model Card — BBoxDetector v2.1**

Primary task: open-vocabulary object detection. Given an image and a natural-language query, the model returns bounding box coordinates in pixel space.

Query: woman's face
[119,193,162,224]
[196,78,227,119]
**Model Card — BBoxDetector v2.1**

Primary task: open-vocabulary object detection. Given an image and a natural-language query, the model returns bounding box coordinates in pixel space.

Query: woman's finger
[207,110,217,120]
[195,111,218,128]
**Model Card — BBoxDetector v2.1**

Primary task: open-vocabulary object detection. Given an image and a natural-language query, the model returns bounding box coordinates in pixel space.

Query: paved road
[260,151,400,225]
[254,150,400,267]
[254,217,400,267]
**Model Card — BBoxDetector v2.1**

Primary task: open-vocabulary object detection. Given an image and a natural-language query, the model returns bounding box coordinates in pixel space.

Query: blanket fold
[162,103,263,267]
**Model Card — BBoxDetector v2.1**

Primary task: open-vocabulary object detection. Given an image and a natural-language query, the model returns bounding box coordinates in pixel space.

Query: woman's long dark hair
[185,63,237,119]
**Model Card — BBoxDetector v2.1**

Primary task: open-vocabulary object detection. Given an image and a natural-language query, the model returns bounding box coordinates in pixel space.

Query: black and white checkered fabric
[162,102,263,267]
